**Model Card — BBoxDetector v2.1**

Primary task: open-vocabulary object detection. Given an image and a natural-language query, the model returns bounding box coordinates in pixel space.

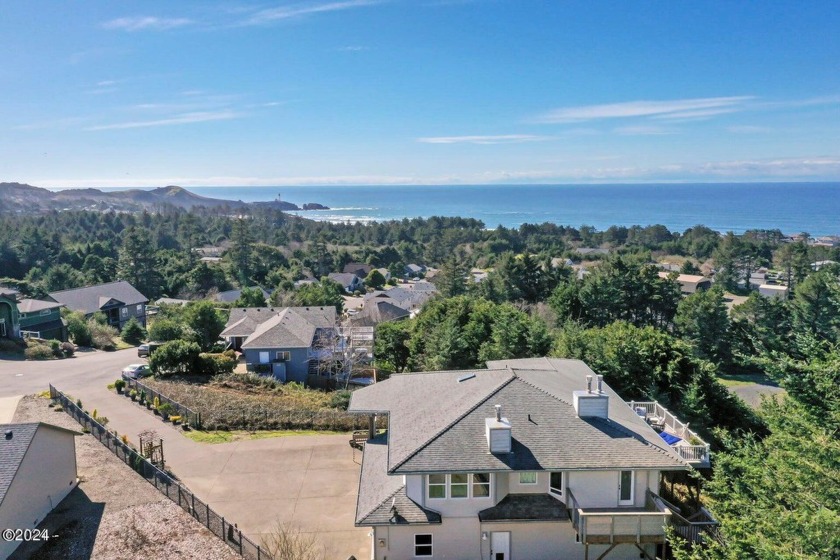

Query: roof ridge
[48,280,127,294]
[389,372,518,473]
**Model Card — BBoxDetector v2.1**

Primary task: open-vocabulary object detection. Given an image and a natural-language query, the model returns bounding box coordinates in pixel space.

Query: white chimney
[573,376,609,419]
[485,404,511,454]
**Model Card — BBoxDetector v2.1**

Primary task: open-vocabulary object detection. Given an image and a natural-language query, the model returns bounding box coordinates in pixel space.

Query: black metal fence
[49,385,272,560]
[121,375,203,429]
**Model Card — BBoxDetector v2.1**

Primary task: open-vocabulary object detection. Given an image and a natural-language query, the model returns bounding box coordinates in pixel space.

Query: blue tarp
[660,432,682,446]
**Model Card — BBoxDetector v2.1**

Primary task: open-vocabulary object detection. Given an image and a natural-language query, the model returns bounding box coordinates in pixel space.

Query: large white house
[349,357,711,560]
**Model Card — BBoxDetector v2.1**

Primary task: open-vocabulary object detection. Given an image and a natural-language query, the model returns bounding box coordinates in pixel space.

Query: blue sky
[1,1,839,188]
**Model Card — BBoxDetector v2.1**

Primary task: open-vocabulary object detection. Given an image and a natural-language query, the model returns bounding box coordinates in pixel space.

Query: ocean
[125,183,840,235]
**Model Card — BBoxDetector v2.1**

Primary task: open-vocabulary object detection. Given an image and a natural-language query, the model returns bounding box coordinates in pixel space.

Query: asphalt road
[0,347,142,398]
[0,349,370,558]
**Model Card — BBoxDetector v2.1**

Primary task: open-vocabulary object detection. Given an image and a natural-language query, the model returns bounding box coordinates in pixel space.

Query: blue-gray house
[220,306,337,383]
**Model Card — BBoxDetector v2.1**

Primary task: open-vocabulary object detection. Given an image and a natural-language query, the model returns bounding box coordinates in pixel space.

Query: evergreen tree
[120,316,146,345]
[117,226,161,298]
[674,287,732,364]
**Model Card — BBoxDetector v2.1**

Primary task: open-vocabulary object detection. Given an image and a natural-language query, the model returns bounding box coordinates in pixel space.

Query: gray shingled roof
[48,281,148,315]
[327,272,359,287]
[356,436,441,526]
[221,307,283,337]
[350,301,410,327]
[349,358,687,475]
[17,299,63,313]
[478,494,569,522]
[214,287,270,303]
[240,307,335,350]
[0,423,80,508]
[363,286,437,311]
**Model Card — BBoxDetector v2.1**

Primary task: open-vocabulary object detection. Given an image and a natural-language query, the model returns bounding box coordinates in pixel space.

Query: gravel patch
[11,395,239,560]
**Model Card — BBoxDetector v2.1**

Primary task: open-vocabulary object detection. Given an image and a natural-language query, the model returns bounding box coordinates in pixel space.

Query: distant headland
[0,183,329,215]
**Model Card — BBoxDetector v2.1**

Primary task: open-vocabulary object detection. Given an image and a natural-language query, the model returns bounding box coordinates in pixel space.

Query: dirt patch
[11,395,238,560]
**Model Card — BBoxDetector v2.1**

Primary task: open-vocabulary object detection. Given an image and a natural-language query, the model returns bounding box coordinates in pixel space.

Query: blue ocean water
[180,183,840,236]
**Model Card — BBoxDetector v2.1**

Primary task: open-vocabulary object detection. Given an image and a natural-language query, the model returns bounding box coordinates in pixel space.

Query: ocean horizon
[87,182,840,236]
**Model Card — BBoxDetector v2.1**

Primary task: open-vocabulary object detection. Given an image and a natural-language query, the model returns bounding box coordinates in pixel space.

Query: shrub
[0,339,25,353]
[97,416,109,426]
[88,320,118,350]
[48,339,62,357]
[120,317,146,345]
[63,310,92,347]
[25,342,55,360]
[129,389,137,399]
[60,341,75,357]
[330,390,352,410]
[53,405,63,412]
[149,340,201,376]
[114,379,126,393]
[157,403,175,418]
[197,352,237,375]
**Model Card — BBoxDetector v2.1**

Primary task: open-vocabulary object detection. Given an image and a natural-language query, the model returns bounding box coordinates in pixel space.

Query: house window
[136,304,143,312]
[428,475,446,499]
[40,309,51,316]
[450,474,468,498]
[0,319,6,337]
[472,473,490,497]
[121,307,128,316]
[276,351,291,361]
[550,472,563,496]
[519,472,538,485]
[414,534,432,557]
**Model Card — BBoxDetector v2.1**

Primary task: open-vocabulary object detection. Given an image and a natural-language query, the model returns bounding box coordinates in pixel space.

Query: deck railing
[566,489,671,545]
[629,400,710,465]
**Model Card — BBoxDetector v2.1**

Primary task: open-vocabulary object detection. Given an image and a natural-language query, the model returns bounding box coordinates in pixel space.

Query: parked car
[137,341,163,358]
[122,364,151,379]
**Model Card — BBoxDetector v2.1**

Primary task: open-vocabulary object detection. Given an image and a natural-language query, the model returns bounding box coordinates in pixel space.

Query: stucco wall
[567,470,653,508]
[506,471,548,494]
[0,426,78,559]
[374,518,480,560]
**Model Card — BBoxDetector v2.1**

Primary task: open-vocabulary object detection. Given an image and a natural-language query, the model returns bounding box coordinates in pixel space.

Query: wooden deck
[629,400,711,467]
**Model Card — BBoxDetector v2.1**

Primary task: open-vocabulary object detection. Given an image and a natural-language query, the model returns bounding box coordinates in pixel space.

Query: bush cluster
[24,341,55,360]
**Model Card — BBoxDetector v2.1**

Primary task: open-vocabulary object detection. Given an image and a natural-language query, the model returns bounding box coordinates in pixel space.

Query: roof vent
[4,430,12,439]
[457,373,476,383]
[485,404,511,454]
[573,376,609,419]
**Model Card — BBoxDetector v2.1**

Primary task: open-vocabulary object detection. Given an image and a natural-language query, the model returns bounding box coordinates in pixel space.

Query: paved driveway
[0,350,370,559]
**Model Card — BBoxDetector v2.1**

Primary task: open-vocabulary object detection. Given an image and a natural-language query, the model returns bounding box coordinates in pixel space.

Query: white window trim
[519,471,538,485]
[427,474,492,500]
[414,534,433,557]
[40,309,51,316]
[136,304,143,312]
[121,307,128,316]
[275,351,291,362]
[549,471,564,497]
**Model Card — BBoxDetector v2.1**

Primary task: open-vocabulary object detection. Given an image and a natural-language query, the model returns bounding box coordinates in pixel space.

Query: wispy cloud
[534,96,753,124]
[102,16,194,32]
[336,45,369,52]
[85,110,242,131]
[418,134,551,145]
[243,0,382,26]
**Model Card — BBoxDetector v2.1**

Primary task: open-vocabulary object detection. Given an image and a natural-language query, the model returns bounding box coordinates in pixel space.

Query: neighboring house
[759,284,789,300]
[375,268,391,282]
[17,299,67,341]
[199,256,223,265]
[155,297,192,307]
[550,258,574,269]
[328,273,364,293]
[350,300,410,328]
[349,358,711,560]
[344,262,374,278]
[47,281,148,330]
[363,284,439,314]
[404,263,426,278]
[214,287,270,304]
[0,422,81,559]
[220,306,337,382]
[657,272,712,295]
[0,288,21,340]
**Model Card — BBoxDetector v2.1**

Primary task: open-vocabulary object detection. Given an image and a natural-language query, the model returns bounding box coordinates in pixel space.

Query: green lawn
[716,372,777,388]
[185,429,346,444]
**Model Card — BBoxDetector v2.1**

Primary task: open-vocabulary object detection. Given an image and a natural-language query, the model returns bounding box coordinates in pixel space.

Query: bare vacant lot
[11,396,238,560]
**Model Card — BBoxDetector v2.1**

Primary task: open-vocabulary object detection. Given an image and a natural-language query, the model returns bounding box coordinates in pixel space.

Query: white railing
[628,401,710,465]
[567,489,671,545]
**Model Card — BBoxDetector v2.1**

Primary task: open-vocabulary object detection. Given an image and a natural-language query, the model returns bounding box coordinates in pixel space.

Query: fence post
[206,503,210,528]
[238,529,242,553]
